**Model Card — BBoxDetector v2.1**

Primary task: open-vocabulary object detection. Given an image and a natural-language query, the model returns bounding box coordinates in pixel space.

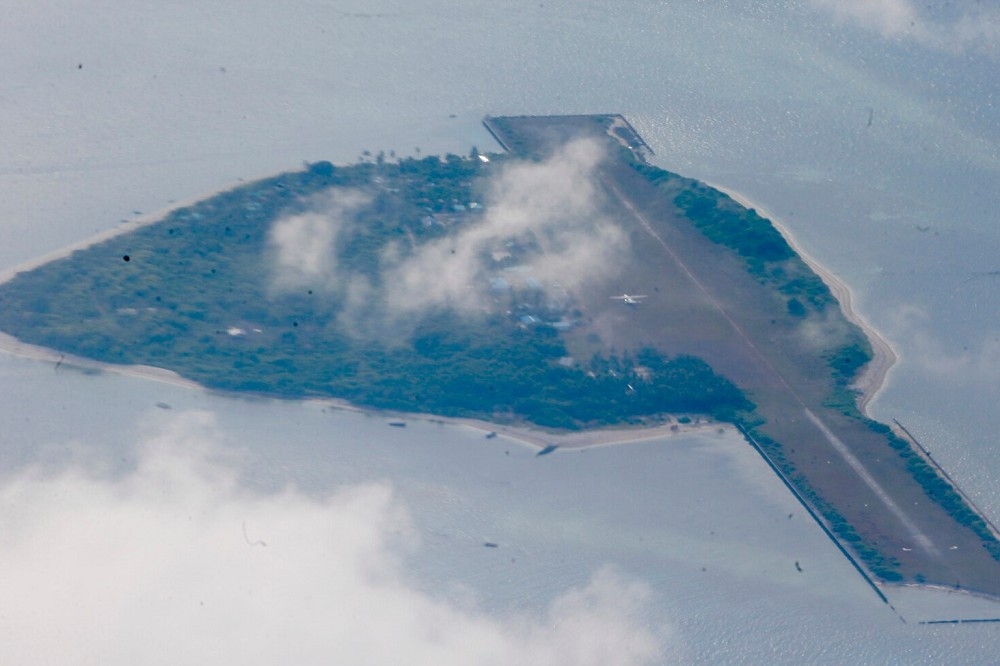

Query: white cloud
[795,307,856,355]
[262,141,627,339]
[811,0,1000,56]
[812,0,920,38]
[886,304,1000,387]
[267,188,370,294]
[0,411,670,665]
[381,137,628,320]
[266,138,630,338]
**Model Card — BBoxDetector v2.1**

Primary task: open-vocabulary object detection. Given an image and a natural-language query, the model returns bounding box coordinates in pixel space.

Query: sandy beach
[303,394,726,451]
[0,172,887,450]
[450,415,725,450]
[0,168,300,290]
[0,172,300,395]
[707,183,898,415]
[0,330,205,392]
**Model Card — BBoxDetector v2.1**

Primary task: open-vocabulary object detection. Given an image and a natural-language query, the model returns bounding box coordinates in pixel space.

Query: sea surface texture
[1,2,999,663]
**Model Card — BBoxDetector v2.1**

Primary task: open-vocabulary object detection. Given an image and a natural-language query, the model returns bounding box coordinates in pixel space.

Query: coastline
[707,183,898,416]
[0,284,722,454]
[0,171,301,396]
[0,168,887,449]
[0,330,204,392]
[0,323,725,452]
[0,163,737,452]
[0,168,302,291]
[381,411,724,451]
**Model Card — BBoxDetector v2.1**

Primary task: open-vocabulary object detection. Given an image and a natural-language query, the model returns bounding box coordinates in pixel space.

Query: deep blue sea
[1,2,998,662]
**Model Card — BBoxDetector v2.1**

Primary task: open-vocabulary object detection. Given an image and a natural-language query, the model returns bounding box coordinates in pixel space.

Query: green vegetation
[623,141,998,576]
[739,370,1000,576]
[0,151,750,430]
[482,115,1000,590]
[630,162,833,309]
[867,420,1000,561]
[673,181,794,264]
[739,420,905,579]
[631,160,875,417]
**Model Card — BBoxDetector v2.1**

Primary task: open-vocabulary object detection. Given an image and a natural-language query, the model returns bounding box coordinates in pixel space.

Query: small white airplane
[611,293,647,305]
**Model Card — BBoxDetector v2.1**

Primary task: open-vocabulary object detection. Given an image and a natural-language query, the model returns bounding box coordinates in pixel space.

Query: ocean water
[2,1,999,662]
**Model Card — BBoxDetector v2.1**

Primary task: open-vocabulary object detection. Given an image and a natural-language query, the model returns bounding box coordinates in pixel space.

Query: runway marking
[604,178,939,558]
[803,408,938,557]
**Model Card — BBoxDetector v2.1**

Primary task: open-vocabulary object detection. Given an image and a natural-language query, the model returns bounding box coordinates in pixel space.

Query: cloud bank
[0,411,668,665]
[811,0,1000,56]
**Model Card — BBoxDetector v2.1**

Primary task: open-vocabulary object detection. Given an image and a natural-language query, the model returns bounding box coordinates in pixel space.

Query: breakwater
[736,423,891,607]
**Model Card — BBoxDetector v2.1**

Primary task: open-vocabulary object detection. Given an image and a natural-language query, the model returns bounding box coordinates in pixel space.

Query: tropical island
[1,114,999,601]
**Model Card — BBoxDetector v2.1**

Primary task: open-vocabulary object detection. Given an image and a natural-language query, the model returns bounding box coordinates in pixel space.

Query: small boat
[388,421,406,428]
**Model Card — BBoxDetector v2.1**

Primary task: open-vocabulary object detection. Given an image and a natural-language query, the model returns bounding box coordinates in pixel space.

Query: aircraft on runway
[610,293,647,305]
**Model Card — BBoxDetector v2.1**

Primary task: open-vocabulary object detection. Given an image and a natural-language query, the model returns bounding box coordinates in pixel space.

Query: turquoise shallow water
[1,1,999,662]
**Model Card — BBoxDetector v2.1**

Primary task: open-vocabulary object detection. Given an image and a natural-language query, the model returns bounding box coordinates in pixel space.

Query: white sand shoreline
[0,168,300,290]
[0,330,205,391]
[0,324,720,451]
[303,393,726,451]
[707,182,897,416]
[452,416,725,450]
[0,171,300,397]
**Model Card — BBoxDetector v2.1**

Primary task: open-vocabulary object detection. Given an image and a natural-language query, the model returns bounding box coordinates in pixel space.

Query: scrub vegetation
[0,152,749,429]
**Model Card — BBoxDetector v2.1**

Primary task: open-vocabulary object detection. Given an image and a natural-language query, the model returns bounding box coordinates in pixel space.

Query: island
[1,114,998,603]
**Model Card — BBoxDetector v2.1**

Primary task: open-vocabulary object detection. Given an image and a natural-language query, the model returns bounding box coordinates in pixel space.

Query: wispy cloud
[795,307,856,354]
[886,304,1000,387]
[811,0,1000,56]
[267,188,371,294]
[812,0,920,38]
[381,137,627,322]
[265,138,629,338]
[0,411,670,664]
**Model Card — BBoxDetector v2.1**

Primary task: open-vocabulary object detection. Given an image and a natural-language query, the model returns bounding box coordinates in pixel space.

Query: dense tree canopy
[0,153,751,430]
